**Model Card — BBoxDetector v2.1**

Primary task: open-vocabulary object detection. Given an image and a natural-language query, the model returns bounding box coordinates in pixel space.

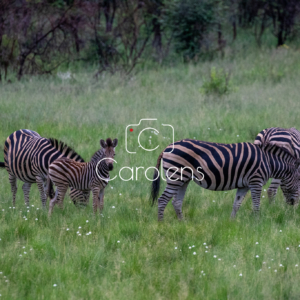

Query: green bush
[200,67,232,95]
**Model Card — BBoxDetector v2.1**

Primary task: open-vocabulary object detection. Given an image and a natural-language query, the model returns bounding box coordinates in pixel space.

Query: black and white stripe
[1,129,88,207]
[47,138,118,215]
[151,139,300,221]
[254,127,300,202]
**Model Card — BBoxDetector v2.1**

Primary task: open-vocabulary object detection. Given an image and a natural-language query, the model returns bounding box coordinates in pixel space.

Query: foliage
[1,0,300,80]
[166,0,215,59]
[200,67,232,95]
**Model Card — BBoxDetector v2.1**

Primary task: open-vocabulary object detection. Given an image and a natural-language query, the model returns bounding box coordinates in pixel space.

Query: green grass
[1,47,300,299]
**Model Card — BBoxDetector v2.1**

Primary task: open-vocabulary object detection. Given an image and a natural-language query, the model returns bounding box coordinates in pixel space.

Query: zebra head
[280,159,300,205]
[100,138,118,171]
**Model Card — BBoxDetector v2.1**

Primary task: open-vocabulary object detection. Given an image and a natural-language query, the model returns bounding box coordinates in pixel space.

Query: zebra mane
[48,138,85,162]
[90,148,105,162]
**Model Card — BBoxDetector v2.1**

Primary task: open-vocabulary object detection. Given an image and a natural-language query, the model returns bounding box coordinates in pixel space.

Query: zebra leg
[172,181,190,220]
[98,189,105,212]
[267,179,281,203]
[9,174,17,206]
[158,183,185,221]
[92,187,101,213]
[36,176,47,208]
[22,182,32,206]
[48,186,68,216]
[230,188,249,218]
[249,185,263,213]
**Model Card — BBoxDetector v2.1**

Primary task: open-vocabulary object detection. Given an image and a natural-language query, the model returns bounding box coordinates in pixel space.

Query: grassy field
[1,47,300,299]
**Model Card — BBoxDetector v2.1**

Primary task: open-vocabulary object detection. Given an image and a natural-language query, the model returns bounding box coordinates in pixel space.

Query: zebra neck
[89,151,110,182]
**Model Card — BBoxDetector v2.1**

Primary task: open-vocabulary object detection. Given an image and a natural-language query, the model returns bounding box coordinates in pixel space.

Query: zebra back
[254,127,300,159]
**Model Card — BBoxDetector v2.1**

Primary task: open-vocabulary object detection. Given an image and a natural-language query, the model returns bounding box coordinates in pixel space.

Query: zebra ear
[112,138,118,148]
[100,139,107,148]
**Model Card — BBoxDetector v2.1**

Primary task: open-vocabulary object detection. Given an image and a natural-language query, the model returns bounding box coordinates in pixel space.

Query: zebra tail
[151,151,163,206]
[46,173,55,199]
[0,162,5,168]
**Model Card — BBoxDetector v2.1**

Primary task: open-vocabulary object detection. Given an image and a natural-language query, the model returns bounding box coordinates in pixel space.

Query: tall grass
[1,47,300,299]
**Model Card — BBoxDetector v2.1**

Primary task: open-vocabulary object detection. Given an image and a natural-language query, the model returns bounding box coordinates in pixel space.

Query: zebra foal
[47,138,118,215]
[254,127,300,203]
[151,139,300,221]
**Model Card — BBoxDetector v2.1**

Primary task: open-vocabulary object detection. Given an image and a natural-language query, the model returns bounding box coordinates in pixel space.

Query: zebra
[0,129,89,207]
[151,139,300,221]
[254,127,300,202]
[47,138,118,215]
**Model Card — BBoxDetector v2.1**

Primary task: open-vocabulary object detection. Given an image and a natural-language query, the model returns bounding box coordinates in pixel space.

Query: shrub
[200,67,232,95]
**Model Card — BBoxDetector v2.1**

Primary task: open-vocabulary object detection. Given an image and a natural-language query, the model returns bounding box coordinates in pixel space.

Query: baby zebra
[47,138,118,215]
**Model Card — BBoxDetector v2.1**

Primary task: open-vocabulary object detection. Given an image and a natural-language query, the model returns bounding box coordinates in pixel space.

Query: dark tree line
[0,0,300,81]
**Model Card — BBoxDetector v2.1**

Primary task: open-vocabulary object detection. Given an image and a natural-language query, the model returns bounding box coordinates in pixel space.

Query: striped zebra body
[1,129,88,207]
[151,139,300,221]
[254,127,300,202]
[47,138,118,215]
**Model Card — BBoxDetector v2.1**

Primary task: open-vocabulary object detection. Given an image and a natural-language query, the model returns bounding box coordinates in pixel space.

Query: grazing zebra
[254,127,300,202]
[151,139,300,221]
[0,129,89,207]
[47,138,118,215]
